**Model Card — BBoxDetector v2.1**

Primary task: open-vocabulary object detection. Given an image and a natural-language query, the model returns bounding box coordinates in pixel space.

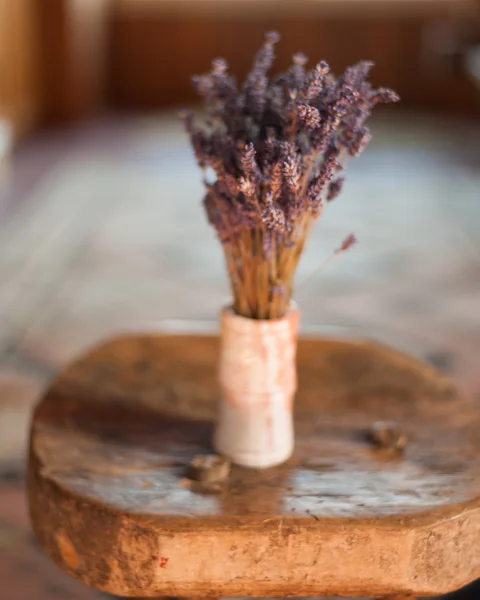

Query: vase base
[213,393,294,469]
[213,437,294,469]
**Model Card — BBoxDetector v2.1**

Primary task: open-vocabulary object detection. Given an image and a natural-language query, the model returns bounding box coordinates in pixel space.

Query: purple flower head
[184,33,398,319]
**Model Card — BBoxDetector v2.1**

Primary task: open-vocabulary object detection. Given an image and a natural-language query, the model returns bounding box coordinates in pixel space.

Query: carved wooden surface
[28,333,480,599]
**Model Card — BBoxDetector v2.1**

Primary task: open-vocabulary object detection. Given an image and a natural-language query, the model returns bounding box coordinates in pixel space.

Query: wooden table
[27,330,480,599]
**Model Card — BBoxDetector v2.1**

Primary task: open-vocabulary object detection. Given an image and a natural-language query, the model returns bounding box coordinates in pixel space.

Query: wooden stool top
[28,333,480,598]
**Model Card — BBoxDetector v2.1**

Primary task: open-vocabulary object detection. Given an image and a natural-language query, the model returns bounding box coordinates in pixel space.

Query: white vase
[213,305,299,468]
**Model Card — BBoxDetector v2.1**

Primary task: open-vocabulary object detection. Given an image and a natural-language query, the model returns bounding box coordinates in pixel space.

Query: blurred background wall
[0,0,41,138]
[1,0,480,139]
[107,0,480,114]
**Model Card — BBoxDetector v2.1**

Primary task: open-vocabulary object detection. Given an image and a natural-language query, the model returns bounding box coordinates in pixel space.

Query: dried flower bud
[238,176,256,197]
[370,87,400,105]
[307,143,340,214]
[283,154,301,192]
[307,175,325,206]
[270,162,283,200]
[289,52,308,89]
[212,57,228,73]
[241,143,258,178]
[262,128,279,166]
[265,31,281,45]
[267,85,284,115]
[191,74,212,96]
[242,200,262,227]
[335,233,357,253]
[203,191,219,229]
[203,192,236,244]
[327,177,344,202]
[180,110,211,168]
[247,31,280,89]
[298,104,321,129]
[221,170,240,197]
[316,60,330,76]
[348,127,372,157]
[249,75,269,119]
[262,202,286,233]
[343,61,374,87]
[322,142,342,173]
[303,60,330,100]
[293,52,308,66]
[310,197,324,219]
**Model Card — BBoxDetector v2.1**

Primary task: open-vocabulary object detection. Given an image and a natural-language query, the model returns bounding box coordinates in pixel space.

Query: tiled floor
[1,110,480,599]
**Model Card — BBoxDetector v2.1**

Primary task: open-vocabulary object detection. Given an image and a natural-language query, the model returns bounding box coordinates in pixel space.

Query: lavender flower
[298,104,321,129]
[302,60,329,101]
[282,145,301,192]
[336,233,357,253]
[184,32,399,319]
[289,53,308,90]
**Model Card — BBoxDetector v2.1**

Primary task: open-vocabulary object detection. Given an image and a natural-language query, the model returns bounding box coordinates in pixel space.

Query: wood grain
[0,0,42,138]
[107,1,480,115]
[28,333,480,598]
[38,0,111,125]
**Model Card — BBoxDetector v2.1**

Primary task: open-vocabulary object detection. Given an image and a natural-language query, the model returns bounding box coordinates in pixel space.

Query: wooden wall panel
[1,0,478,133]
[0,0,42,138]
[39,0,112,125]
[106,0,480,115]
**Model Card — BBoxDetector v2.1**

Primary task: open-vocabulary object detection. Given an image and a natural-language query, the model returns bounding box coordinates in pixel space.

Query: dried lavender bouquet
[183,32,398,321]
[183,33,399,468]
